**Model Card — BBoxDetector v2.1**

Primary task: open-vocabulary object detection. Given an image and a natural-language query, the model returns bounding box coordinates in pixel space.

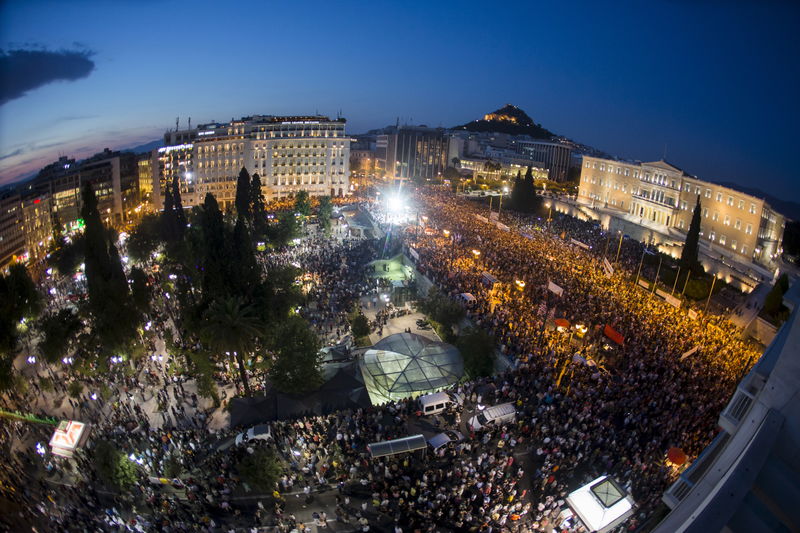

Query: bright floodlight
[387,194,404,213]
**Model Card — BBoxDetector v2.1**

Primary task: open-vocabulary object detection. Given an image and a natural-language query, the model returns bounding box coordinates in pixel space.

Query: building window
[719,234,726,245]
[717,192,723,202]
[735,219,741,230]
[679,219,685,229]
[710,231,715,241]
[727,196,734,206]
[741,245,747,256]
[745,224,752,235]
[750,203,757,214]
[724,215,730,226]
[703,207,708,217]
[738,200,744,209]
[731,240,737,251]
[705,189,711,198]
[712,212,718,221]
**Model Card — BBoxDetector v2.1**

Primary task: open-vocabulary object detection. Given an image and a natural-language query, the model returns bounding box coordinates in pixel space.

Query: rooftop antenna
[188,117,191,130]
[175,117,179,132]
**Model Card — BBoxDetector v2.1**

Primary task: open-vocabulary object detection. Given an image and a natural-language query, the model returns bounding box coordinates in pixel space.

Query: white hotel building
[153,115,350,210]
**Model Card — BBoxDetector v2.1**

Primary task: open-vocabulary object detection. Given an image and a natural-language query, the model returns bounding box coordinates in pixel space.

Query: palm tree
[201,296,261,396]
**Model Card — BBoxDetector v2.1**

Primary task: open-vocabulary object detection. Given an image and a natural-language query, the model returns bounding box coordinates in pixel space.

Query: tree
[269,315,322,393]
[93,440,139,492]
[509,166,540,213]
[457,327,495,377]
[235,167,252,221]
[198,193,229,300]
[231,215,259,298]
[236,447,281,493]
[680,196,703,277]
[763,273,790,317]
[293,190,311,217]
[268,211,300,248]
[38,309,82,364]
[201,296,261,396]
[130,267,151,315]
[418,288,465,341]
[160,184,179,243]
[0,263,43,389]
[250,173,267,236]
[49,234,84,275]
[317,195,333,234]
[127,214,161,263]
[350,313,370,339]
[172,175,187,237]
[443,167,461,180]
[80,182,138,355]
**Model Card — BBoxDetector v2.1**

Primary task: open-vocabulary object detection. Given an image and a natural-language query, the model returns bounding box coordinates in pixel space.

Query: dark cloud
[0,48,95,105]
[0,148,23,161]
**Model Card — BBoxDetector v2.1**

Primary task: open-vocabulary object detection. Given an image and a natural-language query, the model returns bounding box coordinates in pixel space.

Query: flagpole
[635,247,646,287]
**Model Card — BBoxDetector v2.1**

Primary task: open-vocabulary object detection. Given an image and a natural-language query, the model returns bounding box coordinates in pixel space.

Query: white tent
[566,475,635,533]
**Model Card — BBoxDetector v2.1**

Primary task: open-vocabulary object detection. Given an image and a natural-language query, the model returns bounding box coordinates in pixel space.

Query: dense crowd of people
[0,189,766,532]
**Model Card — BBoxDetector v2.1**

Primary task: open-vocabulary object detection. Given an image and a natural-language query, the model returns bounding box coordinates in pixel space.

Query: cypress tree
[172,175,187,237]
[199,193,228,299]
[680,196,703,275]
[161,184,177,242]
[231,215,259,297]
[80,182,135,353]
[235,167,251,221]
[510,170,523,211]
[250,173,266,235]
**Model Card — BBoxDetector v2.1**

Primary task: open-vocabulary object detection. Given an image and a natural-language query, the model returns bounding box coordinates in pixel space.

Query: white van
[468,402,516,431]
[418,391,464,416]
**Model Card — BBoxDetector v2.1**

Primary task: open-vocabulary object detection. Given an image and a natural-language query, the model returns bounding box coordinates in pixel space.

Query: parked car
[427,430,464,452]
[468,402,516,431]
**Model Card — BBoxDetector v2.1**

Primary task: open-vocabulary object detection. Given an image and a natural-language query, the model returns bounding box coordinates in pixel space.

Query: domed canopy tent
[359,332,464,405]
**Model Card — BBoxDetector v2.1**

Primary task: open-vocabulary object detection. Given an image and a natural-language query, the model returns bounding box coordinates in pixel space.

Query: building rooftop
[655,281,800,532]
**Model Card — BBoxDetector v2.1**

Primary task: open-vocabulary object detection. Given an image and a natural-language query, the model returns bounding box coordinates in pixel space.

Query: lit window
[750,203,757,214]
[735,219,741,230]
[746,224,752,235]
[724,215,730,226]
[719,234,726,245]
[727,196,734,206]
[717,192,722,202]
[712,212,718,221]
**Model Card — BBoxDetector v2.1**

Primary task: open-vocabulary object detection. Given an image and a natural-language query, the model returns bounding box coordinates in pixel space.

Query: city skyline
[1,0,799,199]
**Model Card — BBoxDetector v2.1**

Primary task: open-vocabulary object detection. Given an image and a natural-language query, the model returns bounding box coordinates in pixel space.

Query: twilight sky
[1,0,798,199]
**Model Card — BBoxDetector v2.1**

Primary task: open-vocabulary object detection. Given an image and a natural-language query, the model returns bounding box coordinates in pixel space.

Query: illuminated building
[137,152,156,210]
[577,156,785,274]
[514,139,572,182]
[0,188,51,270]
[155,115,350,210]
[382,126,447,182]
[27,149,140,230]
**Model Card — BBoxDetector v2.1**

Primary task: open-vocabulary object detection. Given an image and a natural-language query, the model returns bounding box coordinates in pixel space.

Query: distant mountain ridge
[122,139,161,154]
[714,181,800,221]
[453,104,555,139]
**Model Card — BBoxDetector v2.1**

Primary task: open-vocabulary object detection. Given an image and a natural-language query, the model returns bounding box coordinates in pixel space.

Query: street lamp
[545,202,552,227]
[498,186,509,218]
[614,231,623,263]
[514,279,526,291]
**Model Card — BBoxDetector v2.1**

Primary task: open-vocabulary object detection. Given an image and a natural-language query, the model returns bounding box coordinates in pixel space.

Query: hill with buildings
[453,104,555,139]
